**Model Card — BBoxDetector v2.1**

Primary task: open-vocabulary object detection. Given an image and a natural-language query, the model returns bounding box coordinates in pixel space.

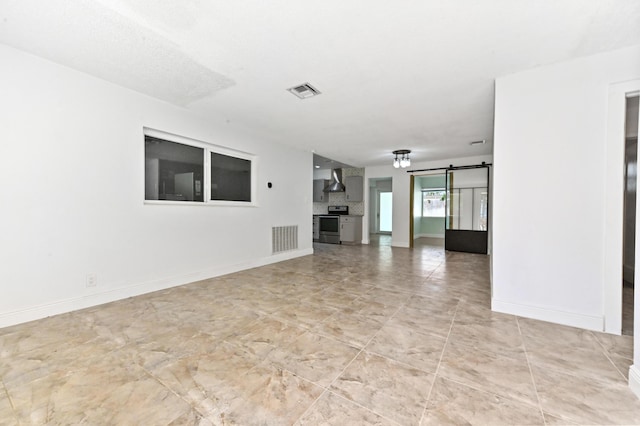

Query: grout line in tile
[292,385,329,423]
[589,330,631,382]
[295,295,410,424]
[518,325,631,389]
[361,346,442,377]
[141,365,213,419]
[1,379,18,423]
[138,336,282,420]
[539,411,582,426]
[417,296,461,425]
[516,316,547,426]
[430,323,527,362]
[302,389,404,426]
[431,375,545,412]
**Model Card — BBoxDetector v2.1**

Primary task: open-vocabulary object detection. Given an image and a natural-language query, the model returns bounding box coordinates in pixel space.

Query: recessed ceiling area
[1,1,639,167]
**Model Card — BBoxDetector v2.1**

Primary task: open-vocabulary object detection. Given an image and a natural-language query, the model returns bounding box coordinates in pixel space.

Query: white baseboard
[630,366,640,399]
[385,238,410,248]
[491,298,604,331]
[414,233,444,239]
[0,248,313,329]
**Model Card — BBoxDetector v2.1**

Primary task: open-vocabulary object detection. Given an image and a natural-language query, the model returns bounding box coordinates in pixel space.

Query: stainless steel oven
[318,215,340,244]
[318,206,348,244]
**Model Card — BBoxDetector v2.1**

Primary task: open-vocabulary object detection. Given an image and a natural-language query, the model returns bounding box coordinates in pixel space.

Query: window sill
[144,200,258,207]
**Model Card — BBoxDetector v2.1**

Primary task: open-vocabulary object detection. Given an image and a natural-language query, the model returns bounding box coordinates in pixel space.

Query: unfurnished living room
[1,1,640,425]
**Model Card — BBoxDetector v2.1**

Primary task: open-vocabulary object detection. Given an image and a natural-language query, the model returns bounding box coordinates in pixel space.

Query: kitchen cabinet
[313,179,329,202]
[340,215,362,244]
[345,176,363,202]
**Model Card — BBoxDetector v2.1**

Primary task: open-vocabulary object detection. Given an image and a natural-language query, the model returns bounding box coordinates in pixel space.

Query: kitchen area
[312,155,365,245]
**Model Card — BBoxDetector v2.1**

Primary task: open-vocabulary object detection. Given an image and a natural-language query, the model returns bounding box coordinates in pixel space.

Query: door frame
[444,166,490,254]
[603,80,640,335]
[377,189,393,234]
[410,172,448,248]
[409,175,415,248]
[409,169,487,250]
[368,177,393,237]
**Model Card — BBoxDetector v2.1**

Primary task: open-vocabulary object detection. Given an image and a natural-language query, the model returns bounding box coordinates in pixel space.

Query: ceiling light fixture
[392,149,411,168]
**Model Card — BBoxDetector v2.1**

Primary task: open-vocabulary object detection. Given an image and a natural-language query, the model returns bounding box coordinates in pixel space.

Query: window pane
[458,188,474,229]
[145,136,204,202]
[422,190,446,217]
[446,168,488,230]
[210,152,251,202]
[473,188,488,231]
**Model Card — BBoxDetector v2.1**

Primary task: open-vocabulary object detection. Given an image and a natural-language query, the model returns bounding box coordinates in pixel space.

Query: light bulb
[393,158,400,168]
[400,156,409,168]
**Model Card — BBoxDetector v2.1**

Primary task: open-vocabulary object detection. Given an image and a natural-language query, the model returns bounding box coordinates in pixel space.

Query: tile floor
[1,237,639,425]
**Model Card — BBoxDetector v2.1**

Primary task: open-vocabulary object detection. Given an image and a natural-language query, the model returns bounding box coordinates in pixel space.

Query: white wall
[492,44,640,332]
[364,155,492,247]
[0,44,313,327]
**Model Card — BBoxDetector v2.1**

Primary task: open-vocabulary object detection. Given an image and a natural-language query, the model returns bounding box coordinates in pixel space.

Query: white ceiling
[1,0,639,167]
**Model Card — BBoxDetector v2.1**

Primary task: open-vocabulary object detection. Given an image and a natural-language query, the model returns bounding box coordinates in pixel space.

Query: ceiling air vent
[287,83,321,99]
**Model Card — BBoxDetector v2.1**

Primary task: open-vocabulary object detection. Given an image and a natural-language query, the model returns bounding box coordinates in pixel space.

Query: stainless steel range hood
[324,169,345,192]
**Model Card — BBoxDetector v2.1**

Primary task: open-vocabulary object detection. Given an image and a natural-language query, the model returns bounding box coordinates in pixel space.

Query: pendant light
[392,149,411,168]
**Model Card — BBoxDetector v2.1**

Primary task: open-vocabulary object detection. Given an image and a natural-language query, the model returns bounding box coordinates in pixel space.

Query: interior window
[145,136,204,202]
[210,152,251,202]
[144,129,255,205]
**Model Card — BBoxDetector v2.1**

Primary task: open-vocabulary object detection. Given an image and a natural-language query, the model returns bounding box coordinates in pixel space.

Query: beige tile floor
[1,236,639,425]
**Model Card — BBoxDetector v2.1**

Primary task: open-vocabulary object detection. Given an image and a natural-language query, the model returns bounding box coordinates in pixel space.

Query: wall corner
[629,365,640,400]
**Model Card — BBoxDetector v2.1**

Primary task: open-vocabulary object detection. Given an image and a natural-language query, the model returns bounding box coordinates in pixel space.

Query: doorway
[604,80,640,336]
[368,178,393,244]
[410,167,490,254]
[379,191,393,233]
[411,173,447,248]
[623,95,639,335]
[444,167,490,254]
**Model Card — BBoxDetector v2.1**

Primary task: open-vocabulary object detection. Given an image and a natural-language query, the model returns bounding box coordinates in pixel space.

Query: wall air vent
[272,225,298,253]
[287,83,321,99]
